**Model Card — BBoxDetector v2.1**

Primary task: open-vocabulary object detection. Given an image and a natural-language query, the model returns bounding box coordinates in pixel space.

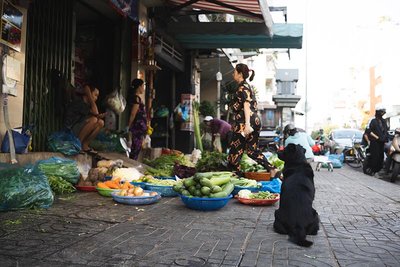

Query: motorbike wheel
[390,163,399,182]
[344,149,362,168]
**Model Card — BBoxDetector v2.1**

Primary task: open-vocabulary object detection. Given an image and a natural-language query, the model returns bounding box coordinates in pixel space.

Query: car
[328,129,363,153]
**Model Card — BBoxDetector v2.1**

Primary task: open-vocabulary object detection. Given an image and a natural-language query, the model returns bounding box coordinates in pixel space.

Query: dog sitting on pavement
[273,143,320,247]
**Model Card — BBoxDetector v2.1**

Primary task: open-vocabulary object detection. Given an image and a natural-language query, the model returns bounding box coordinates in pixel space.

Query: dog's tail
[290,225,313,247]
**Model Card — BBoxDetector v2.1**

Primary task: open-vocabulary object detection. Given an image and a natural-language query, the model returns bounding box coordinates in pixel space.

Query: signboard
[0,0,23,52]
[180,94,194,132]
[109,0,138,22]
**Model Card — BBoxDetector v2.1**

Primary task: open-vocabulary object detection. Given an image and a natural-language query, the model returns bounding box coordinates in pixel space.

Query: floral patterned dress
[227,81,272,172]
[129,95,147,160]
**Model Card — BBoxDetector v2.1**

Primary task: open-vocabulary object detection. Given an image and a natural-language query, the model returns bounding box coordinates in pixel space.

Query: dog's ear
[298,144,306,155]
[287,143,297,152]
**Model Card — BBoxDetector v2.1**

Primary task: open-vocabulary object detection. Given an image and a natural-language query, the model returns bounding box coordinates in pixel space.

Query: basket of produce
[145,184,178,197]
[174,171,235,197]
[230,177,261,196]
[232,185,260,196]
[235,190,280,206]
[96,187,120,197]
[75,185,97,192]
[180,194,232,211]
[154,176,176,180]
[244,171,271,181]
[142,176,178,197]
[96,179,134,197]
[130,181,146,187]
[111,190,161,205]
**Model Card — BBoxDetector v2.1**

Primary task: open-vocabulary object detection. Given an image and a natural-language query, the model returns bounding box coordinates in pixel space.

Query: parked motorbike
[266,136,282,153]
[389,152,400,182]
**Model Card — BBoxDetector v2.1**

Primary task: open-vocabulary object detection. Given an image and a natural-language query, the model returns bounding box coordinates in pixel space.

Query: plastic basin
[96,187,120,197]
[179,194,232,211]
[145,184,178,197]
[111,191,161,205]
[130,181,146,187]
[232,185,260,196]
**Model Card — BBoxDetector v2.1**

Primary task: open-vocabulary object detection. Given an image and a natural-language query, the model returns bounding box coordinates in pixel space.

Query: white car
[328,129,363,153]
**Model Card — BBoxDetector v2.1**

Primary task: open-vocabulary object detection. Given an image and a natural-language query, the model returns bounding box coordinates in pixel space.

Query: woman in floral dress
[228,63,275,176]
[127,79,147,160]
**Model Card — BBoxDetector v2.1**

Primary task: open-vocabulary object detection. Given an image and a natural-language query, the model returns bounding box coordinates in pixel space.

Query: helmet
[283,124,297,136]
[204,116,213,122]
[375,106,386,116]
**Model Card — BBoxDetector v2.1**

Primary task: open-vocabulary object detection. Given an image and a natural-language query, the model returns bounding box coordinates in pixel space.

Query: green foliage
[199,100,216,117]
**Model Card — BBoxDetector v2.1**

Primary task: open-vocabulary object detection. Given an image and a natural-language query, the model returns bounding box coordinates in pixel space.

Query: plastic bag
[155,106,169,118]
[37,157,80,184]
[1,128,31,154]
[48,130,82,156]
[142,135,151,149]
[0,165,54,211]
[328,154,343,168]
[105,89,126,114]
[260,178,282,193]
[174,104,183,122]
[213,134,222,153]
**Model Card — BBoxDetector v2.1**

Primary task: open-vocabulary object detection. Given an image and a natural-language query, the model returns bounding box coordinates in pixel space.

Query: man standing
[204,116,232,153]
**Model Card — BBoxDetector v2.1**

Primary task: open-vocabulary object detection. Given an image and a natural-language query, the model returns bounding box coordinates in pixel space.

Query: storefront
[20,0,137,151]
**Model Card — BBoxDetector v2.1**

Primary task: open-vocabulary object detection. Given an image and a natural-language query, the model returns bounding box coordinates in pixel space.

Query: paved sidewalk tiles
[0,165,399,266]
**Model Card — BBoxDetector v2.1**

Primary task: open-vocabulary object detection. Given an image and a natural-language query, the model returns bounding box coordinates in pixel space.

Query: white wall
[0,6,27,143]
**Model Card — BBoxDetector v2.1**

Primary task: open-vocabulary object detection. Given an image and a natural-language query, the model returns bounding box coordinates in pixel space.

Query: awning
[167,22,303,49]
[167,0,274,36]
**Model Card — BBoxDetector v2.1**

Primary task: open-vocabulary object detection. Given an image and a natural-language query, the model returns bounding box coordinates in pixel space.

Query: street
[0,165,399,267]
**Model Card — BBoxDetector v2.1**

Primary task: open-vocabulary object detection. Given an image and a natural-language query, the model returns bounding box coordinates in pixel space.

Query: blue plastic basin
[180,194,232,211]
[145,184,178,197]
[232,186,260,196]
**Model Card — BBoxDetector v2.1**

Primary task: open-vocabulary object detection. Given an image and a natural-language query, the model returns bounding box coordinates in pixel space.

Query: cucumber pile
[173,172,235,198]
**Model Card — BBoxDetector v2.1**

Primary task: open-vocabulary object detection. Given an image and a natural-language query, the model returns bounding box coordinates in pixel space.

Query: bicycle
[343,141,368,168]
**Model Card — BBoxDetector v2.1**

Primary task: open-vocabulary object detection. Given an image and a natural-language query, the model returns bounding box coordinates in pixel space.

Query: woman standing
[228,63,275,175]
[368,107,388,175]
[127,79,147,160]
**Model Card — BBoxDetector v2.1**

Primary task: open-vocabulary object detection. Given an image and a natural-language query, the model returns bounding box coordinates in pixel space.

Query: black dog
[273,144,320,247]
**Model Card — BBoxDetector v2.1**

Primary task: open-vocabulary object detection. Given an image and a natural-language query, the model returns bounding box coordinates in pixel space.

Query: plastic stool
[314,156,334,172]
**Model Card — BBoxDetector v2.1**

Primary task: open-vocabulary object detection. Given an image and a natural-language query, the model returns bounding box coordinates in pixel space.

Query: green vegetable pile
[37,157,80,184]
[240,153,266,172]
[0,165,54,211]
[173,171,235,198]
[196,151,228,172]
[47,175,76,195]
[141,176,177,186]
[144,154,193,177]
[249,191,278,200]
[267,154,285,171]
[230,177,259,187]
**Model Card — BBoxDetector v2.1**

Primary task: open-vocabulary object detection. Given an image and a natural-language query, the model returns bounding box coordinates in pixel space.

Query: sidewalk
[0,165,399,266]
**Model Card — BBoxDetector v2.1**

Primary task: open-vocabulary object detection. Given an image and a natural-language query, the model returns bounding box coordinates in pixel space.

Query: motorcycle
[389,152,400,182]
[266,136,282,153]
